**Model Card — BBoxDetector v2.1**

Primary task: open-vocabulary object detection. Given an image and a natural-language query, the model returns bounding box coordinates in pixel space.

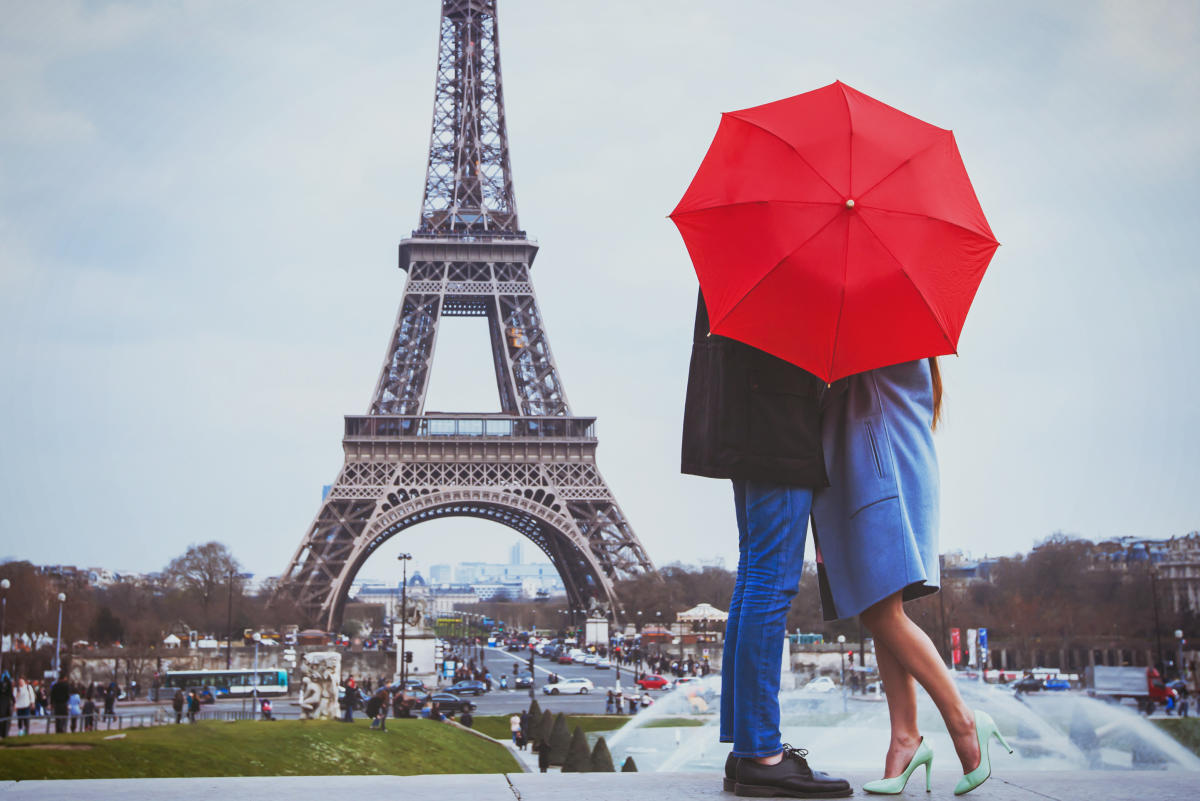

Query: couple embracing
[671,81,1009,798]
[683,294,1009,798]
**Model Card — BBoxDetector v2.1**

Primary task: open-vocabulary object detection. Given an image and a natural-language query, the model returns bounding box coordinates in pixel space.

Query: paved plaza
[2,771,1196,801]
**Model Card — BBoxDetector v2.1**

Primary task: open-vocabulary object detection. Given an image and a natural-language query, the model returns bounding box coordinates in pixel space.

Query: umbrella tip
[845,199,856,209]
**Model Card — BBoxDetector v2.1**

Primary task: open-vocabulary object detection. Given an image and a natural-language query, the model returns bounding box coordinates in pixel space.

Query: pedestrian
[186,690,200,723]
[369,688,389,731]
[49,673,71,733]
[613,688,623,714]
[538,739,551,773]
[606,689,615,714]
[103,681,119,724]
[0,671,12,739]
[172,688,185,724]
[260,698,274,721]
[82,696,96,731]
[627,695,637,715]
[679,290,853,796]
[68,686,82,732]
[14,677,34,735]
[509,711,522,745]
[460,708,474,728]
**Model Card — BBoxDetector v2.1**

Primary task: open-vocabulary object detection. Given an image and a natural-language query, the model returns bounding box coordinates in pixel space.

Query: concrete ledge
[2,771,1198,800]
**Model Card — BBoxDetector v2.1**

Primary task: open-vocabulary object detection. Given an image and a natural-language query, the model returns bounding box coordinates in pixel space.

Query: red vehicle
[636,674,669,690]
[557,654,574,665]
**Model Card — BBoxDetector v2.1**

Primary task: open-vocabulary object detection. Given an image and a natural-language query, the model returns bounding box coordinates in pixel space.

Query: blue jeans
[720,480,810,758]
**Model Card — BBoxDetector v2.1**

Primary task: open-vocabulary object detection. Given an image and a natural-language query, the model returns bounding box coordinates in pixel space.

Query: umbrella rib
[855,205,998,244]
[670,199,840,218]
[708,210,843,331]
[856,216,956,353]
[828,210,851,381]
[726,113,844,200]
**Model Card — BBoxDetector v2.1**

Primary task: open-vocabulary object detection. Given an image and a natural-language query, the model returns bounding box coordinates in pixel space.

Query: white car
[594,659,612,670]
[802,676,837,693]
[543,677,595,695]
[582,654,600,665]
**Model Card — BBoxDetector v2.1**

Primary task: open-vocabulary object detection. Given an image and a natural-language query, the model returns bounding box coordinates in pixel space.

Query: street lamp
[1175,629,1186,683]
[0,578,9,674]
[837,634,847,714]
[54,593,66,676]
[252,631,262,719]
[225,569,235,670]
[397,553,412,690]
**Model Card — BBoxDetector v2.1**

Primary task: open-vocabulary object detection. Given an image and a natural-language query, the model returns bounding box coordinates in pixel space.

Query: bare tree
[163,542,240,628]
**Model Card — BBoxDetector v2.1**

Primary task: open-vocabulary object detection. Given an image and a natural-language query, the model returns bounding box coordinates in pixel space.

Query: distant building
[429,564,452,584]
[509,540,522,565]
[1093,532,1200,614]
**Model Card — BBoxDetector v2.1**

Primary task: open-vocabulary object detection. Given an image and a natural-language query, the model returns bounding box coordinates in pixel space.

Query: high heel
[953,710,1014,796]
[863,737,933,795]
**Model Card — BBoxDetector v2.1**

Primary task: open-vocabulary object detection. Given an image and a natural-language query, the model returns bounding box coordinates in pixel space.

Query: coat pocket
[844,417,897,515]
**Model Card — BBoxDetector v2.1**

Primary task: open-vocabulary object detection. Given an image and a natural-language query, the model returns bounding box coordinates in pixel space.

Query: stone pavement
[1,771,1196,800]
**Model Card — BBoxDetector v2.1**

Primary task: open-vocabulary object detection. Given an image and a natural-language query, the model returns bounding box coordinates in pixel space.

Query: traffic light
[404,651,413,663]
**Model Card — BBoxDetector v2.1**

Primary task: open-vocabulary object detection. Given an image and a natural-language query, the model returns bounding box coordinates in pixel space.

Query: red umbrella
[670,81,998,382]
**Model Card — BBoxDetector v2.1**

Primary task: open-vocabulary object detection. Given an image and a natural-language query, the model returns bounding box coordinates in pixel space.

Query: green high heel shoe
[953,710,1014,796]
[863,737,933,795]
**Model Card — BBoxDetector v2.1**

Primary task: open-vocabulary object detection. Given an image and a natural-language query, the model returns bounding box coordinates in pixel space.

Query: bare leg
[874,635,922,777]
[861,592,980,774]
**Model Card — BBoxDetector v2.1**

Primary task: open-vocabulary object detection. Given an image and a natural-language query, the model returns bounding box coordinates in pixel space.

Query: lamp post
[0,578,9,674]
[1175,629,1186,684]
[837,634,847,714]
[54,593,66,676]
[251,632,261,719]
[397,553,412,690]
[225,569,234,670]
[1150,565,1166,674]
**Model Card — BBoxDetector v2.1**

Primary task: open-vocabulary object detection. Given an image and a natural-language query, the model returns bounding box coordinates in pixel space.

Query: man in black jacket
[49,673,71,734]
[682,292,849,798]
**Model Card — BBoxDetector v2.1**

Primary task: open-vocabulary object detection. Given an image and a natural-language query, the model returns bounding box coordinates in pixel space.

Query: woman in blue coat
[813,358,1012,796]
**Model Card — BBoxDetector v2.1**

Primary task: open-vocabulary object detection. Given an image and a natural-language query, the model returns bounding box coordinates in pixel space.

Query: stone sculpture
[298,651,341,720]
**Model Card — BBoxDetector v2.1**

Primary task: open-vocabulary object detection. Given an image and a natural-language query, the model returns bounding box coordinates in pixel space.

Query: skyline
[1,1,1198,589]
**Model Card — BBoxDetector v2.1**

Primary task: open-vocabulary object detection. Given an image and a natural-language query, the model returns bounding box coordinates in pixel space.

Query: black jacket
[681,292,828,486]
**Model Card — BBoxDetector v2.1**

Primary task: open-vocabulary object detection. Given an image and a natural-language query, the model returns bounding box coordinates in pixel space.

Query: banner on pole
[951,628,962,666]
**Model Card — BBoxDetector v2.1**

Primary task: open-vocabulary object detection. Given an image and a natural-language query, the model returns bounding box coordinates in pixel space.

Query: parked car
[636,674,669,690]
[514,675,533,689]
[429,692,476,714]
[802,677,837,693]
[543,677,594,695]
[447,680,488,696]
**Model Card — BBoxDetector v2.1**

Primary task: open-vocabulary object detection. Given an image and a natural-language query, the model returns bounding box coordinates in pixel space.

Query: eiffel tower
[278,0,656,631]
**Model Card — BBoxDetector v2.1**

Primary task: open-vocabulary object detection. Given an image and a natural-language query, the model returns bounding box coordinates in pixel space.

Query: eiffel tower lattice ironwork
[278,0,656,631]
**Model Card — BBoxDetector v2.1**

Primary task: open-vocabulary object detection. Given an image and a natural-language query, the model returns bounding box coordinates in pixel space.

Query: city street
[106,645,671,720]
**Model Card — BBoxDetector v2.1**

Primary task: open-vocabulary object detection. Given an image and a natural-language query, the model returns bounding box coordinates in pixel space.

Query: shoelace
[780,744,810,767]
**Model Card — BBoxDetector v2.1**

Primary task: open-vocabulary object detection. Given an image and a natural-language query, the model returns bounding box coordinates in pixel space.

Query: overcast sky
[1,1,1197,588]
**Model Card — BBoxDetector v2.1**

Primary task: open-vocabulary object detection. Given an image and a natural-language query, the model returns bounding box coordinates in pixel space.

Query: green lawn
[0,718,519,780]
[1153,718,1200,757]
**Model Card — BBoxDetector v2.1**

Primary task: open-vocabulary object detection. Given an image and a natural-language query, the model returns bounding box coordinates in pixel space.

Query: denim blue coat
[811,359,940,621]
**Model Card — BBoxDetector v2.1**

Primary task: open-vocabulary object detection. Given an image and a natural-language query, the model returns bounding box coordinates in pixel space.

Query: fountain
[604,674,1200,774]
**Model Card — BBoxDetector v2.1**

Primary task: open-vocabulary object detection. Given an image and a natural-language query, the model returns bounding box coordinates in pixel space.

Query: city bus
[153,669,289,701]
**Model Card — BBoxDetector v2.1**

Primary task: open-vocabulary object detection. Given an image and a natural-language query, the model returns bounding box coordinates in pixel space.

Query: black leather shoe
[724,751,739,791]
[734,744,851,798]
